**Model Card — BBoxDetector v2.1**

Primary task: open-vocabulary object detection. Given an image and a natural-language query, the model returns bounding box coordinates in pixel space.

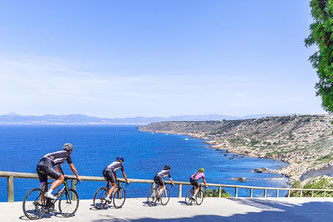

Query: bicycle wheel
[58,189,79,217]
[160,188,170,206]
[22,188,45,220]
[185,189,194,205]
[147,188,157,207]
[93,187,108,209]
[113,187,126,209]
[196,189,204,205]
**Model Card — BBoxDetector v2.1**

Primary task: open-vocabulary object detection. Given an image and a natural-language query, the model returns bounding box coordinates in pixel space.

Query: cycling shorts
[103,169,116,184]
[154,175,165,186]
[36,158,62,183]
[190,178,200,187]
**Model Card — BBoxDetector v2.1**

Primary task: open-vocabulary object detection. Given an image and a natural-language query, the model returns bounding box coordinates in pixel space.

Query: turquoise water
[0,125,288,201]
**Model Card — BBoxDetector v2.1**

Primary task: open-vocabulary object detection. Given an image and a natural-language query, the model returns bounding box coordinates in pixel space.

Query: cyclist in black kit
[36,143,82,200]
[154,165,174,198]
[103,156,130,202]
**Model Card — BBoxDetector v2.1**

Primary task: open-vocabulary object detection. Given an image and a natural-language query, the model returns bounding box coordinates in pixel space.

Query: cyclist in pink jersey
[190,168,207,199]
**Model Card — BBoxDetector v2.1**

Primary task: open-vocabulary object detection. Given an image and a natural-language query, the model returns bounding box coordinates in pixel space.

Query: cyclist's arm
[203,178,207,188]
[122,170,130,184]
[69,163,82,182]
[57,164,65,175]
[169,177,174,186]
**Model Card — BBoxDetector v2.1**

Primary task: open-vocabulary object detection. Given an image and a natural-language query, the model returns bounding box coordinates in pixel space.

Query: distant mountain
[0,113,287,125]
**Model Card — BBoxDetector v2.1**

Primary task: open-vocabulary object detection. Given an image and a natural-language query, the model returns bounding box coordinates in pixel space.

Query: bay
[0,125,288,201]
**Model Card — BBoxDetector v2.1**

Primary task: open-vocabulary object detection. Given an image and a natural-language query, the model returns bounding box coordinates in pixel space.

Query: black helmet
[116,156,124,162]
[63,143,74,151]
[164,165,170,170]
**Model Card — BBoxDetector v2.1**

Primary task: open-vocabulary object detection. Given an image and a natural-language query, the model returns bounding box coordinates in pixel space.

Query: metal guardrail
[1,171,332,202]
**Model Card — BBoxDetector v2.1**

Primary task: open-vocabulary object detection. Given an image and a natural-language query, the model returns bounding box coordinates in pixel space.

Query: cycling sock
[46,188,54,194]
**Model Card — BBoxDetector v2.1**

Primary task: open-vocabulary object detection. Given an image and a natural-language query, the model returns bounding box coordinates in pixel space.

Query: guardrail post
[218,186,222,198]
[264,189,267,198]
[312,190,314,197]
[250,188,253,198]
[288,189,291,197]
[118,182,122,198]
[178,184,182,198]
[151,182,155,190]
[71,179,77,200]
[276,189,279,198]
[235,187,238,198]
[7,176,14,202]
[324,190,326,197]
[300,190,303,197]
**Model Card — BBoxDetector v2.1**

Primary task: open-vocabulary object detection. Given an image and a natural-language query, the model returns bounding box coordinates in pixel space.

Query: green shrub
[204,188,232,198]
[289,177,333,197]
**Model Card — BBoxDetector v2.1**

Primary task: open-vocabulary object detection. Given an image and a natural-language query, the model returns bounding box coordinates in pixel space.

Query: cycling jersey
[43,150,72,165]
[156,169,171,178]
[191,172,205,181]
[105,161,124,172]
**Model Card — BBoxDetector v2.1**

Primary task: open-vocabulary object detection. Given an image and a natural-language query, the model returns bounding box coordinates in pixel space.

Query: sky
[0,0,325,118]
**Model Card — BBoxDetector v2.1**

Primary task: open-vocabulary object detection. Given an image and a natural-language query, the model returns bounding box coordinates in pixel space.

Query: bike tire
[160,188,170,206]
[93,187,108,209]
[147,188,157,207]
[22,188,45,220]
[58,188,79,217]
[185,189,193,205]
[113,187,126,209]
[196,189,204,205]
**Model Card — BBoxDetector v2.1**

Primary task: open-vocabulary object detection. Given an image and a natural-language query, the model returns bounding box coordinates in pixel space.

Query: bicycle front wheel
[185,189,193,205]
[196,189,204,205]
[113,188,126,209]
[147,188,157,207]
[58,189,79,217]
[93,187,108,209]
[160,188,170,206]
[22,188,45,220]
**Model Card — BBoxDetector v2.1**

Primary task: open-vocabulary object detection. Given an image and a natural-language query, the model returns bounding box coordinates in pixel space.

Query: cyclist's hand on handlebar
[77,176,82,183]
[205,185,208,189]
[172,183,175,186]
[126,180,130,184]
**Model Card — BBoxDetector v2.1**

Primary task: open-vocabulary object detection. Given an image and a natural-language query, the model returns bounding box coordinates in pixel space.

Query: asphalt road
[1,197,333,222]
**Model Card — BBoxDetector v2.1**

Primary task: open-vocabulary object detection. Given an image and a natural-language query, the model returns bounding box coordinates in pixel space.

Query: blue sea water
[0,125,289,202]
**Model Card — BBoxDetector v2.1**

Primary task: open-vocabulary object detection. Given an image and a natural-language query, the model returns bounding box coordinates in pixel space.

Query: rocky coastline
[139,114,333,182]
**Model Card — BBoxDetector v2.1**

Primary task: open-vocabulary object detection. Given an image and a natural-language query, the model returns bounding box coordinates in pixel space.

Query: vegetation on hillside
[289,177,333,197]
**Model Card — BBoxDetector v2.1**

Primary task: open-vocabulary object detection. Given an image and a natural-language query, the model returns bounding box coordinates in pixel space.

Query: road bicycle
[22,177,79,220]
[147,184,173,207]
[185,185,207,205]
[93,180,128,209]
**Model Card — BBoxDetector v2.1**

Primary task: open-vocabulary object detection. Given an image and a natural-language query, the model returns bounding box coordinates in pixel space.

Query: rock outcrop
[139,114,333,181]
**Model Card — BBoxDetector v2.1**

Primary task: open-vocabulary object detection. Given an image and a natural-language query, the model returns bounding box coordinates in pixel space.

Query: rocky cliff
[139,114,333,181]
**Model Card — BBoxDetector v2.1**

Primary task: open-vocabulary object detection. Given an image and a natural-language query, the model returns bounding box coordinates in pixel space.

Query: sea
[0,125,289,202]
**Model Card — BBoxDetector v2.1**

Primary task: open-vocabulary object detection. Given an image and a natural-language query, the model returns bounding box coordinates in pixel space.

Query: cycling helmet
[63,143,74,151]
[164,165,170,170]
[116,156,124,162]
[198,168,205,172]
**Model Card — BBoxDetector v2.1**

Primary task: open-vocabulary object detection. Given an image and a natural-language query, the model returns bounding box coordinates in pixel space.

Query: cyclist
[36,143,82,200]
[103,156,130,202]
[154,165,174,199]
[190,168,207,200]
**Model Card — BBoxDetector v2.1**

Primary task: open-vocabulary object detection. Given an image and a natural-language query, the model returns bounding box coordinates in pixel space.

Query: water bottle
[55,189,61,197]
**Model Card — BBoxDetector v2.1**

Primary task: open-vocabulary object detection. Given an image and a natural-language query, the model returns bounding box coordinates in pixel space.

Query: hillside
[139,114,333,181]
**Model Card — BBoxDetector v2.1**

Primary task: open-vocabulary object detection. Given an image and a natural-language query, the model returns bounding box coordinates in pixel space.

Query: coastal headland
[139,114,333,182]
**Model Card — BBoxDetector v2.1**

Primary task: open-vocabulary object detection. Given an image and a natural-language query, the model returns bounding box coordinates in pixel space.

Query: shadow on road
[90,199,333,222]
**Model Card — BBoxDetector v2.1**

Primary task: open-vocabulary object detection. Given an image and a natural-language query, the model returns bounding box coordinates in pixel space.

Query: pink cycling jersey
[191,172,205,180]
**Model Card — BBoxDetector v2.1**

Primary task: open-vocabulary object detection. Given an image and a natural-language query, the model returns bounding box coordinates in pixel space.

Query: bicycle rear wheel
[185,189,194,205]
[160,188,170,206]
[22,188,45,220]
[93,187,108,209]
[113,188,126,209]
[147,188,157,207]
[58,189,79,217]
[196,189,204,205]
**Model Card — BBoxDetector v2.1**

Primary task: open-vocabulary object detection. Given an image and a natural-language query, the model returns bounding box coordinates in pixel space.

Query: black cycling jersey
[43,150,72,165]
[156,169,171,178]
[105,161,124,172]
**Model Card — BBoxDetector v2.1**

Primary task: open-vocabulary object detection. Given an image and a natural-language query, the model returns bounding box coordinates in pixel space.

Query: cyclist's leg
[107,172,117,196]
[43,161,63,198]
[157,177,165,197]
[36,164,47,203]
